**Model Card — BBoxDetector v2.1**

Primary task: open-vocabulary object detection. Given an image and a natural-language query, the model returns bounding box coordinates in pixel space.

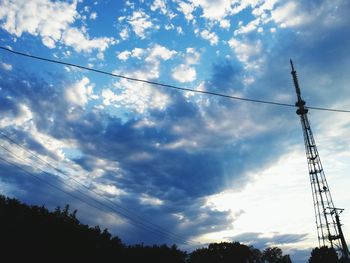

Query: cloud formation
[127,10,157,39]
[1,2,350,263]
[0,0,114,55]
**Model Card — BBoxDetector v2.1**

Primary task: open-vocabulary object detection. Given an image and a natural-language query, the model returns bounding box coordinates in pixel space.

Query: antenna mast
[290,60,350,261]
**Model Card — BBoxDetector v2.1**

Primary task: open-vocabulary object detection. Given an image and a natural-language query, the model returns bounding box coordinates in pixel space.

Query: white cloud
[185,47,200,64]
[150,0,178,20]
[41,36,56,48]
[101,89,117,106]
[0,0,114,54]
[177,1,195,21]
[84,6,90,13]
[117,50,131,61]
[200,29,218,45]
[0,125,71,169]
[0,102,87,176]
[139,193,164,206]
[103,44,176,113]
[163,138,199,150]
[94,183,126,196]
[119,27,129,40]
[191,0,233,21]
[65,77,95,107]
[133,118,157,129]
[252,0,278,17]
[90,12,97,20]
[118,48,144,61]
[176,0,277,31]
[234,17,261,35]
[220,19,231,29]
[204,148,315,246]
[117,45,171,63]
[246,0,346,34]
[183,81,206,98]
[177,26,184,34]
[171,47,200,83]
[131,47,144,59]
[180,0,260,25]
[151,0,167,14]
[0,122,99,191]
[0,0,76,39]
[125,0,135,8]
[172,64,197,83]
[0,61,12,71]
[182,0,341,37]
[203,122,350,249]
[115,45,176,81]
[165,23,175,30]
[101,80,170,114]
[242,75,255,86]
[228,38,262,67]
[145,44,177,62]
[271,2,311,28]
[62,28,115,54]
[232,0,262,15]
[172,47,200,83]
[0,103,33,128]
[127,10,155,39]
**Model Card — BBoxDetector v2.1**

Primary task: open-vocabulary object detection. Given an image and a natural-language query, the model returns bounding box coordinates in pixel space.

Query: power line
[0,155,110,214]
[0,143,195,246]
[0,139,197,246]
[0,131,196,245]
[1,46,349,113]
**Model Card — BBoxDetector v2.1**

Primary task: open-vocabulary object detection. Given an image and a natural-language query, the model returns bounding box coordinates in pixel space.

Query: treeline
[0,195,334,262]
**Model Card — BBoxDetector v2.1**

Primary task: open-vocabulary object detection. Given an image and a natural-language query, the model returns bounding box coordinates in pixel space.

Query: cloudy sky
[0,0,350,262]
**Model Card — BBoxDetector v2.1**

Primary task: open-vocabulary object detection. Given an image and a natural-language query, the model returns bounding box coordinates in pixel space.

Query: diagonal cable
[0,144,195,245]
[0,46,349,113]
[0,133,198,245]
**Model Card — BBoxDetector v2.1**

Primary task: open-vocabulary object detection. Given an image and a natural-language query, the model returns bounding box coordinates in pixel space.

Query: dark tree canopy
[308,246,339,263]
[0,195,184,262]
[0,195,293,263]
[189,242,292,263]
[0,195,124,261]
[262,247,292,263]
[190,242,255,263]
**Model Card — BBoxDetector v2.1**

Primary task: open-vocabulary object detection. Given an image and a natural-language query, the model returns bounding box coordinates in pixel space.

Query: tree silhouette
[189,241,275,263]
[0,195,124,261]
[261,247,293,263]
[0,195,186,262]
[0,194,292,263]
[309,246,339,263]
[262,247,283,263]
[282,255,293,263]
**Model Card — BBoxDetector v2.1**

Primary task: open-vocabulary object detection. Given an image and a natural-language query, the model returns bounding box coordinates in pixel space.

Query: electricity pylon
[290,60,350,261]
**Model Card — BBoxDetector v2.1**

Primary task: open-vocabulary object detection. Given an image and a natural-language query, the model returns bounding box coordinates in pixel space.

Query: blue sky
[1,0,350,262]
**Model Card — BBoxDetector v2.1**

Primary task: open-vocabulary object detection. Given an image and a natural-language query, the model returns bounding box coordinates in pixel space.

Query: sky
[0,0,350,262]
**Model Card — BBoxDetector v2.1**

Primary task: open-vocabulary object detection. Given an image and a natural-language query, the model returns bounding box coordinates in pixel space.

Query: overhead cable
[0,46,349,113]
[0,139,196,246]
[0,131,196,245]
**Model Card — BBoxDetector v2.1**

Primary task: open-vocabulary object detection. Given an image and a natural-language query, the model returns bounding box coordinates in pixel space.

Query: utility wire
[1,46,349,113]
[0,132,196,245]
[0,149,189,246]
[0,155,111,214]
[0,134,197,246]
[0,143,194,246]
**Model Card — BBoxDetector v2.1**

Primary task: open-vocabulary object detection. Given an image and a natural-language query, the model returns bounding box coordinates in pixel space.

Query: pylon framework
[290,60,350,261]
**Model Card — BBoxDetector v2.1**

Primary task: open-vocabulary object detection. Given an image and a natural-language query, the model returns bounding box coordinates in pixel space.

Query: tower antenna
[290,60,350,261]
